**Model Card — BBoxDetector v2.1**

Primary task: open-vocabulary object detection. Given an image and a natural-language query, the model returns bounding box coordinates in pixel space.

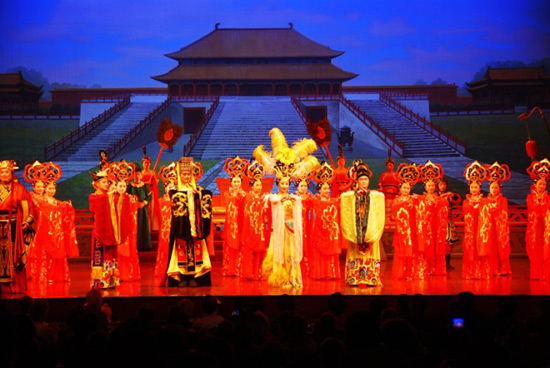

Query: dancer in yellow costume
[254,128,319,288]
[340,160,385,286]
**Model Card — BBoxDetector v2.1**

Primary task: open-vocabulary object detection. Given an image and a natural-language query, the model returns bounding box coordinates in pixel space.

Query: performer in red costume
[239,161,268,280]
[417,161,448,276]
[479,162,512,277]
[310,162,342,280]
[332,145,352,198]
[153,163,176,286]
[109,160,140,282]
[525,158,550,280]
[294,173,314,278]
[89,166,119,289]
[0,160,35,294]
[141,147,160,232]
[391,163,425,280]
[24,161,78,283]
[437,177,461,270]
[222,156,248,277]
[462,161,490,280]
[378,149,400,203]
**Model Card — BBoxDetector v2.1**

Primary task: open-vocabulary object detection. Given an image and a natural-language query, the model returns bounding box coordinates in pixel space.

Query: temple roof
[152,63,357,82]
[166,26,344,60]
[466,67,550,91]
[0,72,43,95]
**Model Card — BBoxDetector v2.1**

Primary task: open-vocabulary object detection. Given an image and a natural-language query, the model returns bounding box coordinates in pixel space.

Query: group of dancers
[1,127,549,294]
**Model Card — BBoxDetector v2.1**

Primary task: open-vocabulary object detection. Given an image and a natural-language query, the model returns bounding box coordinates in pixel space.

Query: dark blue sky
[1,0,549,88]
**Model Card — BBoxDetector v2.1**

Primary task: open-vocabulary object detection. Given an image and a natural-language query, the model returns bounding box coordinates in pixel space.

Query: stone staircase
[55,102,162,161]
[192,97,318,160]
[349,100,460,157]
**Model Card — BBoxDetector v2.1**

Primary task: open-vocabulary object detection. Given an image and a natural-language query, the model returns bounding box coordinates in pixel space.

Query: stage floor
[7,255,550,299]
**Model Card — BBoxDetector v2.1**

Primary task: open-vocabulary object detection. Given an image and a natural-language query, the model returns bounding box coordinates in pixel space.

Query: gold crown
[463,161,488,185]
[159,163,177,186]
[527,158,550,182]
[223,156,249,178]
[397,163,421,185]
[420,160,444,183]
[42,162,62,184]
[485,162,511,184]
[313,161,335,185]
[108,159,135,183]
[348,159,372,182]
[90,169,110,182]
[23,161,46,184]
[246,161,265,183]
[192,161,203,181]
[0,160,18,171]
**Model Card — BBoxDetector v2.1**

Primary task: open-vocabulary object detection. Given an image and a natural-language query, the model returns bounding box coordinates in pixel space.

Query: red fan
[307,117,334,165]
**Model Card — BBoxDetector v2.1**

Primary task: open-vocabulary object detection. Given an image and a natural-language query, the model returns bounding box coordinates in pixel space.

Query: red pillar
[330,82,333,96]
[237,83,240,96]
[315,82,319,96]
[287,83,290,96]
[222,83,225,96]
[272,82,275,96]
[301,82,304,96]
[178,82,182,98]
[208,83,211,96]
[193,83,197,97]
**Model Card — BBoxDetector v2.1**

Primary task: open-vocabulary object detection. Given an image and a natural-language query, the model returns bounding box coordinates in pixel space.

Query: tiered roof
[467,67,550,92]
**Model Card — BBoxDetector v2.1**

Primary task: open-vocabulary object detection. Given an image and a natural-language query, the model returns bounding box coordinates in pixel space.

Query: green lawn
[432,114,550,173]
[0,119,78,164]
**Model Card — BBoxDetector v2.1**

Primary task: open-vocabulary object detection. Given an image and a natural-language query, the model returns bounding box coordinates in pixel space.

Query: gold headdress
[485,162,511,185]
[159,163,177,186]
[0,160,18,171]
[99,150,109,170]
[142,146,151,163]
[246,161,265,183]
[89,168,110,182]
[253,128,319,180]
[192,161,203,181]
[23,161,46,184]
[397,163,420,185]
[42,162,62,184]
[108,159,135,183]
[386,148,394,165]
[419,160,444,184]
[223,156,249,179]
[463,161,488,185]
[348,159,372,182]
[313,161,335,186]
[526,158,550,182]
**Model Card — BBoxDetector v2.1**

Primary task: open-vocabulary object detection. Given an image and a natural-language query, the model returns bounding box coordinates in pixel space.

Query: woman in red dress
[239,161,268,280]
[417,161,448,276]
[24,162,78,283]
[153,163,176,286]
[525,158,550,280]
[222,156,248,276]
[378,149,400,204]
[294,175,314,278]
[110,160,140,282]
[310,162,342,280]
[391,163,425,280]
[479,162,512,277]
[462,161,490,280]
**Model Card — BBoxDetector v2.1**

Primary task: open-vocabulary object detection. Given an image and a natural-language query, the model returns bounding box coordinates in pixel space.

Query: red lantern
[526,139,539,161]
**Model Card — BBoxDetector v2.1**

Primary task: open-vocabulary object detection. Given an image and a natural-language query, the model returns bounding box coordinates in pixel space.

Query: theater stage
[7,255,550,299]
[2,255,550,323]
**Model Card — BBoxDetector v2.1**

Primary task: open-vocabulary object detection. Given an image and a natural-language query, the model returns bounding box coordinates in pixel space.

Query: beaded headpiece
[246,161,265,184]
[223,156,249,179]
[463,161,488,185]
[419,160,444,184]
[348,159,372,182]
[526,158,550,182]
[313,161,335,186]
[0,160,18,171]
[253,128,319,180]
[397,163,421,185]
[42,162,62,184]
[485,162,511,185]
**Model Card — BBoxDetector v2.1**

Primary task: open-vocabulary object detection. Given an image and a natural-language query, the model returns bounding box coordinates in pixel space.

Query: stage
[4,254,549,299]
